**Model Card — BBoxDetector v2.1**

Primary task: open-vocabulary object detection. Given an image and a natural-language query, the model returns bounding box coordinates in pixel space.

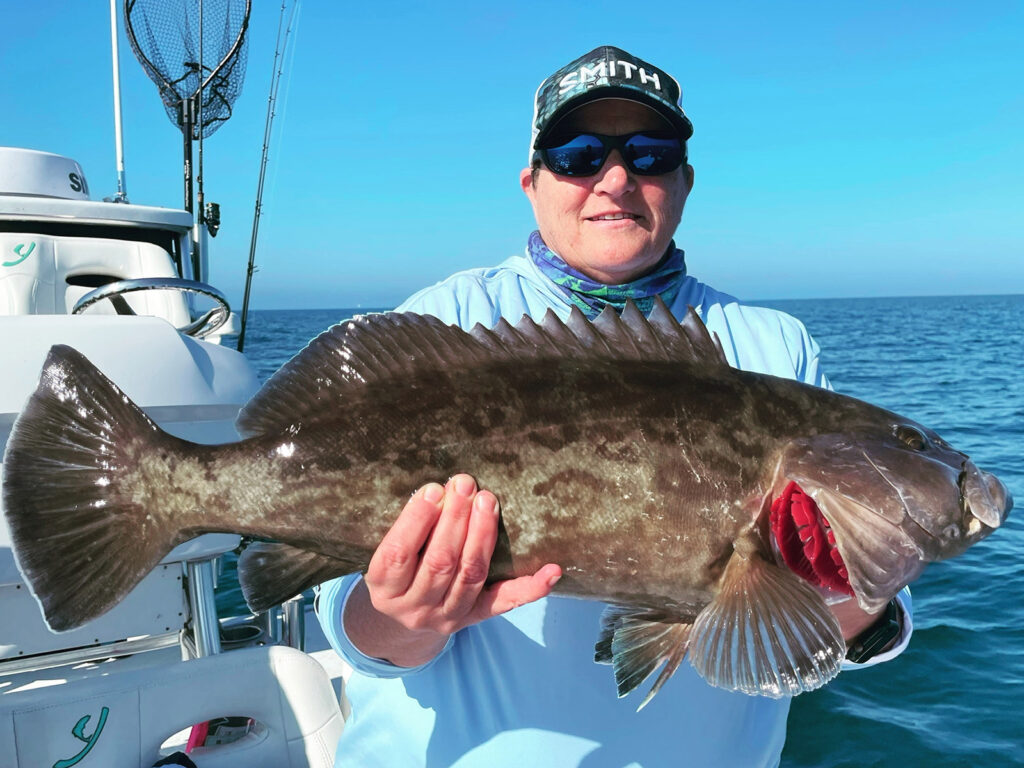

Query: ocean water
[233,294,1023,767]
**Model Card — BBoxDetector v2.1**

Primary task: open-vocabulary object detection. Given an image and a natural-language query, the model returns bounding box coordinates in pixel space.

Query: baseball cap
[529,46,693,161]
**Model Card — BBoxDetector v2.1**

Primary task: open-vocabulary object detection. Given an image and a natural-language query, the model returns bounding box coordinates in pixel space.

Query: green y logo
[3,241,36,267]
[53,706,109,768]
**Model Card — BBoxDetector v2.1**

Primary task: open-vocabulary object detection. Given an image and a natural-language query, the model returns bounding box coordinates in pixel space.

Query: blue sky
[2,1,1021,309]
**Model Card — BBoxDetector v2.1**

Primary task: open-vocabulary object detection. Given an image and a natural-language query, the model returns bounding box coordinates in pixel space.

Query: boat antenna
[108,0,129,203]
[237,0,300,353]
[123,0,252,281]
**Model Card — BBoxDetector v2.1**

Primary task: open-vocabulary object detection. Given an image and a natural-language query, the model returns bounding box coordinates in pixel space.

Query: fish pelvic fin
[688,534,845,698]
[238,541,369,612]
[595,606,693,711]
[2,345,178,632]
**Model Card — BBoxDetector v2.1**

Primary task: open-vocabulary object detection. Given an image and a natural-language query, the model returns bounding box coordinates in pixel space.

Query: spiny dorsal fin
[564,305,617,356]
[236,299,728,437]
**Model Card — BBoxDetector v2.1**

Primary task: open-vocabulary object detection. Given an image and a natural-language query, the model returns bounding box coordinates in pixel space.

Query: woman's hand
[344,474,561,667]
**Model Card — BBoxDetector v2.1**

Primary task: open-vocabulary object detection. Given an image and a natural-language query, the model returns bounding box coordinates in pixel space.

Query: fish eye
[895,425,928,451]
[941,524,962,542]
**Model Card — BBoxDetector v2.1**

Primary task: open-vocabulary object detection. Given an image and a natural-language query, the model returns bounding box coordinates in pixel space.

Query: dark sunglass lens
[542,134,607,176]
[624,134,683,175]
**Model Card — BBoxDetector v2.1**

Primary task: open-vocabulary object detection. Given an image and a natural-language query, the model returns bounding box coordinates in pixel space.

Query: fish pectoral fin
[238,541,367,612]
[688,541,845,698]
[595,606,693,710]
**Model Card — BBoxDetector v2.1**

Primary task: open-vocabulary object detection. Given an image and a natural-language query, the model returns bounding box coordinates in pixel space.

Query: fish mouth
[770,481,854,596]
[960,460,1011,533]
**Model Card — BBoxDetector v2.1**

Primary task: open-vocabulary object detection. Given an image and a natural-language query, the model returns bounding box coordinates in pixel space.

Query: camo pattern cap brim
[530,45,693,161]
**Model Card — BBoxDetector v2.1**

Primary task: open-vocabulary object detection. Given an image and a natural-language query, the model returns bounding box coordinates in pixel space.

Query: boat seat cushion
[0,644,343,767]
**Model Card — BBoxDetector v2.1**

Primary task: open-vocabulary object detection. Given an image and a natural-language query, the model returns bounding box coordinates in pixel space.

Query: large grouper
[1,300,1011,706]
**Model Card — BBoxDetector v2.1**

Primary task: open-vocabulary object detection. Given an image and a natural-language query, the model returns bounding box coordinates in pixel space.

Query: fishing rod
[237,0,300,352]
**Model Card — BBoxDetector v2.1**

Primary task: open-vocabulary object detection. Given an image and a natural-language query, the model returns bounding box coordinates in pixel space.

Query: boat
[0,7,350,767]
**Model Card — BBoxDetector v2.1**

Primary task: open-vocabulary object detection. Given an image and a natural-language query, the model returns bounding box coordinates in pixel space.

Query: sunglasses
[535,131,686,177]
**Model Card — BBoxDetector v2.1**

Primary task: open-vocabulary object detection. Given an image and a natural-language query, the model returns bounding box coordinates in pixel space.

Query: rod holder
[186,560,222,657]
[281,595,306,652]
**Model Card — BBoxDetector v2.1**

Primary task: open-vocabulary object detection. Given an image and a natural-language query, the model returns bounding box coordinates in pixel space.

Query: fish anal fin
[595,606,693,709]
[238,541,369,612]
[688,536,844,698]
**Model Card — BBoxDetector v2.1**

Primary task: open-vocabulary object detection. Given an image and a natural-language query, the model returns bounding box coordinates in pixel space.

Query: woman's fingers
[363,475,561,638]
[407,474,478,606]
[365,482,445,601]
[473,563,562,622]
[442,489,501,619]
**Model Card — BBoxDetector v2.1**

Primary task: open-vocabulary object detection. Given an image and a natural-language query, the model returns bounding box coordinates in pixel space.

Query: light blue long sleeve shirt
[318,251,912,768]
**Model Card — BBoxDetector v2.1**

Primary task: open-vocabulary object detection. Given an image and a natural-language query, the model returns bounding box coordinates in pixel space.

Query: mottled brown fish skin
[140,356,878,618]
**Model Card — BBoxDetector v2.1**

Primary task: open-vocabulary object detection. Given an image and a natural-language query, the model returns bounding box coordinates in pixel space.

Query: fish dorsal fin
[237,299,728,437]
[237,312,491,436]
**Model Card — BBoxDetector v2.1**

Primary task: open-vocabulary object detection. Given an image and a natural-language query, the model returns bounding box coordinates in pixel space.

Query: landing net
[124,0,251,139]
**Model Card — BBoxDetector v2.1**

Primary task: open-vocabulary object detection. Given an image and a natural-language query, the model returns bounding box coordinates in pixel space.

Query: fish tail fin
[3,345,180,632]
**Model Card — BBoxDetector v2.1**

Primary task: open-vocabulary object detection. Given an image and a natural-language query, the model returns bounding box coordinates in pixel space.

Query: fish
[1,300,1012,707]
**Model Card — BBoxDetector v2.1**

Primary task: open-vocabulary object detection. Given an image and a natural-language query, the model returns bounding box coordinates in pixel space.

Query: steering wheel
[71,277,231,338]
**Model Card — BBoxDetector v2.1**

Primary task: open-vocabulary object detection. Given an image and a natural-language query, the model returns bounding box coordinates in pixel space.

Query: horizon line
[242,291,1024,313]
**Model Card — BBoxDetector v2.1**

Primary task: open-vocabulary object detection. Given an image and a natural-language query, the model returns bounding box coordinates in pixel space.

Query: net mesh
[125,0,250,139]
